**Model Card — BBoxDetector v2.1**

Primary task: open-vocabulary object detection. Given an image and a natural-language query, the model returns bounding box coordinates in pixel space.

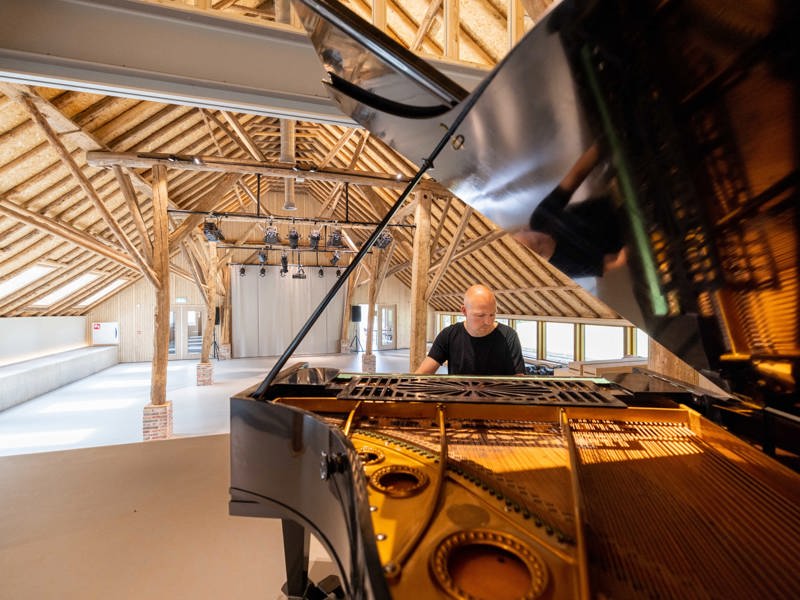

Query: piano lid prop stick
[252,68,500,398]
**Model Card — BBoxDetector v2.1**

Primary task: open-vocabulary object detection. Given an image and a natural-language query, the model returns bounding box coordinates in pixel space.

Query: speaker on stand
[349,305,364,352]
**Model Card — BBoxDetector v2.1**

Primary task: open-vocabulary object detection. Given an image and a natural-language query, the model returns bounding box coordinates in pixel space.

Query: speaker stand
[349,332,363,353]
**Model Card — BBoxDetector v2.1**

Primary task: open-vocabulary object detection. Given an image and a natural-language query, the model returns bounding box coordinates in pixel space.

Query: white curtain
[231,265,344,358]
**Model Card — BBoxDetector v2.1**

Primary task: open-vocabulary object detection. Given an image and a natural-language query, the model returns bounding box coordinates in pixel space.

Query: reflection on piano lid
[292,0,798,403]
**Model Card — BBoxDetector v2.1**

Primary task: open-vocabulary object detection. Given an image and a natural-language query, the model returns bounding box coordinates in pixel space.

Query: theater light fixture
[328,227,343,247]
[292,265,307,280]
[258,250,267,265]
[336,268,342,278]
[288,228,300,249]
[203,221,225,242]
[317,267,324,278]
[264,226,280,245]
[280,251,288,277]
[259,267,266,277]
[374,232,392,249]
[239,266,246,277]
[309,229,321,250]
[330,250,340,266]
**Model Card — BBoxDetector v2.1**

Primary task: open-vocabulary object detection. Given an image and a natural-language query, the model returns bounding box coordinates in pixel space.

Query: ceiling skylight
[0,265,55,300]
[77,279,127,306]
[32,273,99,307]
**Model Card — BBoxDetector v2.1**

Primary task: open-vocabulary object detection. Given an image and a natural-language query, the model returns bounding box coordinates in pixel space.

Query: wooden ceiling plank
[0,195,139,273]
[18,93,159,287]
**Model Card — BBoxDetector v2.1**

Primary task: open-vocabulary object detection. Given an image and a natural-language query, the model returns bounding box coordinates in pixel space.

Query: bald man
[416,285,525,376]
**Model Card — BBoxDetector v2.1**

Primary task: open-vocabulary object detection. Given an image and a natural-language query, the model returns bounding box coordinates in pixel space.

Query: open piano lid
[290,0,798,403]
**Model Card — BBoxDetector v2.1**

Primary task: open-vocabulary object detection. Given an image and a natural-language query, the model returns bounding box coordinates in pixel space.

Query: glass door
[169,305,205,359]
[378,304,396,350]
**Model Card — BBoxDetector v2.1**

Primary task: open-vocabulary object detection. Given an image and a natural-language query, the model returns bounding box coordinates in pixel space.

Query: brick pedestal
[143,401,173,441]
[362,353,376,373]
[218,344,231,360]
[196,362,213,386]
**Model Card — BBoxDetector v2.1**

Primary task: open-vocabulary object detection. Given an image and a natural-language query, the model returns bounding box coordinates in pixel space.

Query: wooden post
[201,240,217,364]
[409,192,432,371]
[150,165,171,407]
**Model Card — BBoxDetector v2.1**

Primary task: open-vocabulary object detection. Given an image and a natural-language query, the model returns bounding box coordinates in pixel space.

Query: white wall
[0,317,87,366]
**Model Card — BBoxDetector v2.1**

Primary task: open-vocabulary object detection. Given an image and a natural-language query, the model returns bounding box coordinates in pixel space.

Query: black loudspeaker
[351,305,362,322]
[215,307,220,325]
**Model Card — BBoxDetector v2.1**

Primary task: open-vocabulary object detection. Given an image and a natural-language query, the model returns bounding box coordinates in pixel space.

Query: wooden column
[198,240,217,385]
[150,165,171,407]
[409,192,432,371]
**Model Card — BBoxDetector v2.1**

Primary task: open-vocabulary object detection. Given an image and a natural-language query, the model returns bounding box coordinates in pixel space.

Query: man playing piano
[415,284,525,376]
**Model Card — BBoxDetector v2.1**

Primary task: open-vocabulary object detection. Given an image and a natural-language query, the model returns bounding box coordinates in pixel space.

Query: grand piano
[229,1,800,598]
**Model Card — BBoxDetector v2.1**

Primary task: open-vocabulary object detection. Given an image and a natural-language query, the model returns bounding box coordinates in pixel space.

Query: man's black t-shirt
[427,322,525,375]
[530,186,624,278]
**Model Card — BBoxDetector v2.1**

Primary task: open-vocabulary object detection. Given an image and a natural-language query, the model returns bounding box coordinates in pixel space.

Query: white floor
[0,350,417,600]
[0,350,416,457]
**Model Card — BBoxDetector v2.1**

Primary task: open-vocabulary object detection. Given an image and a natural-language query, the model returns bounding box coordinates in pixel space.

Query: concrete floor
[0,350,418,599]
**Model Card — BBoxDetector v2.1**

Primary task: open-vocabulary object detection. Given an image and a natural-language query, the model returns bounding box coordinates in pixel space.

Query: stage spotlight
[374,231,392,249]
[259,267,266,277]
[203,221,225,242]
[317,267,324,278]
[264,226,279,245]
[288,228,300,249]
[330,250,340,266]
[335,268,342,278]
[258,250,267,265]
[239,266,246,277]
[292,265,307,280]
[309,229,320,250]
[328,227,343,247]
[280,251,288,277]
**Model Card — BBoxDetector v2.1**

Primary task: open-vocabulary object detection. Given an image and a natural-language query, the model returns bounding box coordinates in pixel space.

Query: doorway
[356,304,396,351]
[169,305,206,360]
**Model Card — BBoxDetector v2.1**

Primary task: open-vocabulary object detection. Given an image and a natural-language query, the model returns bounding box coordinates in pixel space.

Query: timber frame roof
[0,0,619,321]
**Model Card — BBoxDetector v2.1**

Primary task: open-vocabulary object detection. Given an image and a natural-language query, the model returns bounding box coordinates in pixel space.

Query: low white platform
[0,346,118,412]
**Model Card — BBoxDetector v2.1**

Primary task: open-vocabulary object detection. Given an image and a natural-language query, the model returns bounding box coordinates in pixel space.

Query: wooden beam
[409,192,432,371]
[0,195,141,273]
[168,173,241,248]
[444,0,460,59]
[410,0,443,51]
[200,240,217,363]
[150,165,171,406]
[220,111,267,161]
[19,94,159,288]
[113,166,153,264]
[86,150,443,191]
[317,128,357,169]
[425,207,473,302]
[508,0,526,49]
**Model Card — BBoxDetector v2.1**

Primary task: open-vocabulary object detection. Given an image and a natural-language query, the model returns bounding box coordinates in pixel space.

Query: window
[77,279,126,306]
[636,328,650,358]
[584,325,625,361]
[495,318,509,326]
[515,320,538,355]
[32,273,99,307]
[545,322,574,362]
[0,265,54,300]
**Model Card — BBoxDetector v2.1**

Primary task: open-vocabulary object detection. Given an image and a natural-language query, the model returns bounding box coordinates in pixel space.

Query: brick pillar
[143,401,173,441]
[196,362,213,386]
[218,344,231,360]
[362,353,376,373]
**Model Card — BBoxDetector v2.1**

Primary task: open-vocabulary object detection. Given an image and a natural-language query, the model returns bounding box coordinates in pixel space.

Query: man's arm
[415,356,443,375]
[505,328,526,375]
